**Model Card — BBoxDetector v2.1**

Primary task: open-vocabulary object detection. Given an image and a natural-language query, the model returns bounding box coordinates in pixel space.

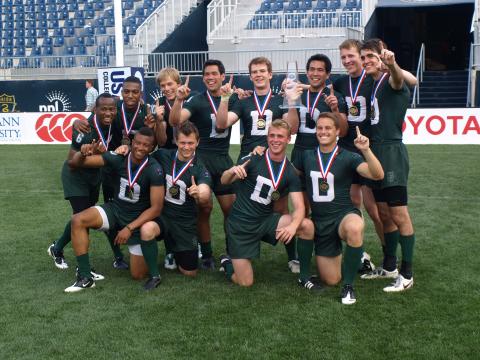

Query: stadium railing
[411,43,425,108]
[0,48,344,80]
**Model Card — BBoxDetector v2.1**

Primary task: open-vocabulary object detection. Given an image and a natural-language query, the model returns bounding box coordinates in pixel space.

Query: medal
[121,136,131,146]
[316,145,338,192]
[121,101,141,137]
[168,185,179,196]
[253,89,272,129]
[265,149,287,202]
[126,153,149,200]
[370,73,387,121]
[306,89,323,119]
[271,190,281,201]
[93,114,112,150]
[348,70,366,118]
[349,105,359,116]
[170,150,195,197]
[206,91,220,117]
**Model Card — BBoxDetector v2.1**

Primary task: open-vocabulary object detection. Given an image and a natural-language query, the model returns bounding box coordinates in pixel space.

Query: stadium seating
[0,0,167,69]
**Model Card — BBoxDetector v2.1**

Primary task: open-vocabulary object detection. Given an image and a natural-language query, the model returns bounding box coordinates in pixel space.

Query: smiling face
[361,49,382,77]
[267,125,290,157]
[96,97,116,127]
[176,132,199,161]
[121,81,142,109]
[340,46,363,77]
[131,133,155,162]
[203,65,225,93]
[159,76,180,101]
[306,60,329,91]
[316,116,339,148]
[249,63,273,91]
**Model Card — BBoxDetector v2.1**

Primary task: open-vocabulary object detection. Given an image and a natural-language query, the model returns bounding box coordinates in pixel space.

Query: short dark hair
[86,79,95,86]
[123,76,142,86]
[361,39,383,54]
[306,54,332,73]
[95,92,115,107]
[203,60,225,75]
[136,126,155,138]
[317,112,340,129]
[176,121,200,140]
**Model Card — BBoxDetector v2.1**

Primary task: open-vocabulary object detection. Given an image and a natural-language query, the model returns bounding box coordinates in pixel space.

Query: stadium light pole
[114,0,124,67]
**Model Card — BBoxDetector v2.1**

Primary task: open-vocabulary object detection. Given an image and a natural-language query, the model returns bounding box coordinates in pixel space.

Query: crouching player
[149,121,212,276]
[65,127,165,292]
[219,120,309,287]
[296,113,384,304]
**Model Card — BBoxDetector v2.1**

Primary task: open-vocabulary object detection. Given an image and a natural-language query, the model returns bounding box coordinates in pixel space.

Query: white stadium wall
[0,109,479,145]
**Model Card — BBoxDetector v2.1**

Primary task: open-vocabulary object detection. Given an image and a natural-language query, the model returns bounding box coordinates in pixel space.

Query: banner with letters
[0,108,479,145]
[97,67,145,99]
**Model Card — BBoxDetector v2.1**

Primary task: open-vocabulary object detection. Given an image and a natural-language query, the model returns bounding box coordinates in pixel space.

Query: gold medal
[319,181,329,192]
[257,117,266,130]
[349,105,359,116]
[169,185,179,196]
[271,190,280,201]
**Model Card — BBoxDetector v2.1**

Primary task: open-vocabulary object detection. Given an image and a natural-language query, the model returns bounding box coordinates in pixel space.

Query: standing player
[149,121,212,276]
[334,39,383,272]
[219,120,307,287]
[65,127,165,292]
[296,113,384,304]
[169,60,236,269]
[48,93,118,274]
[359,39,416,292]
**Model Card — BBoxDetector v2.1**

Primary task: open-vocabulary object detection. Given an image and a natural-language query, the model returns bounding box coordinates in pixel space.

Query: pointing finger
[229,74,233,86]
[191,175,196,186]
[241,159,251,168]
[184,75,190,87]
[356,126,361,138]
[155,98,159,106]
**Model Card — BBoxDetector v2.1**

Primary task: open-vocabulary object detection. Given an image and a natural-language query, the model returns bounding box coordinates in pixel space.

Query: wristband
[221,95,231,102]
[125,225,133,232]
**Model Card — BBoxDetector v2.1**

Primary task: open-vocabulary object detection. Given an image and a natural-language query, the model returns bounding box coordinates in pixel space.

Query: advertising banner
[97,67,145,99]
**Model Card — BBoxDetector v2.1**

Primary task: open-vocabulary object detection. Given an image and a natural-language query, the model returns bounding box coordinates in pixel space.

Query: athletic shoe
[383,275,414,293]
[219,254,231,272]
[360,267,398,280]
[64,276,95,293]
[113,257,129,270]
[288,260,300,274]
[76,267,105,281]
[298,277,324,292]
[164,253,177,270]
[144,275,162,291]
[47,243,68,270]
[200,256,215,270]
[358,252,375,275]
[341,284,356,305]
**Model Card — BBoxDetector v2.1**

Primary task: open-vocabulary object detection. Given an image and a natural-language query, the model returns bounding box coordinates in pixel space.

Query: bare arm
[275,191,305,243]
[114,185,165,244]
[381,49,404,90]
[169,76,191,126]
[402,69,417,87]
[220,159,250,185]
[68,150,106,168]
[354,127,384,180]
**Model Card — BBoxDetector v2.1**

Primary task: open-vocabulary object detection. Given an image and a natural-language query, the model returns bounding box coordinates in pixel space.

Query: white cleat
[383,275,414,293]
[361,267,398,280]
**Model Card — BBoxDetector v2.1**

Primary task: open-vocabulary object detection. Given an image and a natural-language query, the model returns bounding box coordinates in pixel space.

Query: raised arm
[68,142,107,168]
[169,75,192,126]
[354,127,384,180]
[381,49,404,90]
[216,75,240,130]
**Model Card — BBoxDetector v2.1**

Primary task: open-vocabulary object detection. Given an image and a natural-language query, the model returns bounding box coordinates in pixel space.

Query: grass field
[0,144,479,359]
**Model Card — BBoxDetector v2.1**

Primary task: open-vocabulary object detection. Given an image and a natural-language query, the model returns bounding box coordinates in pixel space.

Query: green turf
[0,144,479,359]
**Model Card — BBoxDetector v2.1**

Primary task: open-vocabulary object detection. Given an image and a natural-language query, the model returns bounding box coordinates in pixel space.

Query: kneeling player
[65,127,165,292]
[219,120,308,287]
[296,113,384,304]
[148,121,212,276]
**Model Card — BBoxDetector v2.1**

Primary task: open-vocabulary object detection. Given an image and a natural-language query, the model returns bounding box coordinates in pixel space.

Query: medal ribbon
[206,91,219,116]
[253,89,272,118]
[265,150,287,190]
[93,114,111,149]
[172,151,195,185]
[316,145,339,181]
[370,73,388,107]
[127,153,149,190]
[121,102,141,136]
[306,89,323,119]
[165,98,183,111]
[349,69,366,105]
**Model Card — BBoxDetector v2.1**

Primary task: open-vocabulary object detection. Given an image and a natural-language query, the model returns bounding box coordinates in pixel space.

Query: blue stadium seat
[2,46,13,57]
[14,47,25,56]
[74,10,84,19]
[25,36,37,47]
[96,45,107,56]
[134,8,145,17]
[314,0,328,11]
[84,2,94,11]
[64,45,74,55]
[96,26,107,35]
[344,0,357,11]
[37,27,48,37]
[46,4,55,12]
[83,26,94,37]
[17,58,29,68]
[48,19,59,28]
[85,9,95,19]
[64,56,76,67]
[65,26,75,37]
[85,35,95,46]
[127,26,136,35]
[58,10,68,20]
[75,37,85,46]
[31,46,42,56]
[53,28,63,37]
[94,1,104,11]
[123,1,134,10]
[67,3,78,11]
[42,45,53,55]
[65,18,74,27]
[2,58,13,69]
[74,18,85,28]
[42,37,52,47]
[53,36,64,47]
[3,38,14,47]
[26,20,36,30]
[95,18,105,27]
[14,37,25,47]
[74,44,87,55]
[14,29,25,38]
[123,33,129,44]
[81,55,96,67]
[38,19,47,29]
[97,56,109,66]
[47,12,58,20]
[15,12,25,21]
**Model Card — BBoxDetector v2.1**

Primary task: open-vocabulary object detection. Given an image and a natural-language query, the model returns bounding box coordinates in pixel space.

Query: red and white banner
[0,109,479,145]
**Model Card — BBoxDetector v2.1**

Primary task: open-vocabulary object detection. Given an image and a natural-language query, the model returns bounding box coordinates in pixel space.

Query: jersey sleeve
[70,128,86,151]
[101,151,124,170]
[182,94,198,115]
[148,159,165,187]
[237,153,253,166]
[350,151,365,171]
[230,97,244,117]
[194,164,212,187]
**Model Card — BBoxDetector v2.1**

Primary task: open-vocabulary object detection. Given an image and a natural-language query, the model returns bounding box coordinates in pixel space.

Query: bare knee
[179,267,198,277]
[297,218,314,239]
[140,221,159,241]
[322,274,341,286]
[199,201,213,215]
[237,277,254,287]
[130,268,147,280]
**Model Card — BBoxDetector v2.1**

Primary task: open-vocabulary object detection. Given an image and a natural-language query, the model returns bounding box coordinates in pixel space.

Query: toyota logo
[35,113,87,142]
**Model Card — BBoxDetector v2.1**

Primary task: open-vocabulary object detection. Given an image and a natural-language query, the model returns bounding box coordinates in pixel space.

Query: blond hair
[156,67,181,85]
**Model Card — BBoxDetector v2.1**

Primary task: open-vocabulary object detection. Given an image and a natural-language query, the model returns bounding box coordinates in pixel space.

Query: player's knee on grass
[129,246,149,280]
[297,218,314,240]
[175,250,198,277]
[232,259,254,287]
[316,255,342,286]
[140,221,160,241]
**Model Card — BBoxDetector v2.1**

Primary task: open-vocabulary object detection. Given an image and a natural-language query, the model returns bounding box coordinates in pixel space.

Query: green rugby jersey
[111,100,149,149]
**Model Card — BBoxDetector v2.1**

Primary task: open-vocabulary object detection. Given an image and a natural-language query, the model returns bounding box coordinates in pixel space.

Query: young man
[147,121,212,276]
[296,113,384,304]
[359,39,416,292]
[65,127,165,292]
[334,39,383,273]
[169,60,237,269]
[219,120,307,287]
[84,79,98,112]
[291,53,348,209]
[48,93,122,273]
[215,56,301,272]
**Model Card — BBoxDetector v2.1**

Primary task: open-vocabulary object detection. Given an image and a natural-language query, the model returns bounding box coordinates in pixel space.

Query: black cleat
[64,276,95,293]
[341,284,357,305]
[113,257,129,270]
[144,275,162,291]
[200,256,215,270]
[298,277,325,292]
[47,243,68,269]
